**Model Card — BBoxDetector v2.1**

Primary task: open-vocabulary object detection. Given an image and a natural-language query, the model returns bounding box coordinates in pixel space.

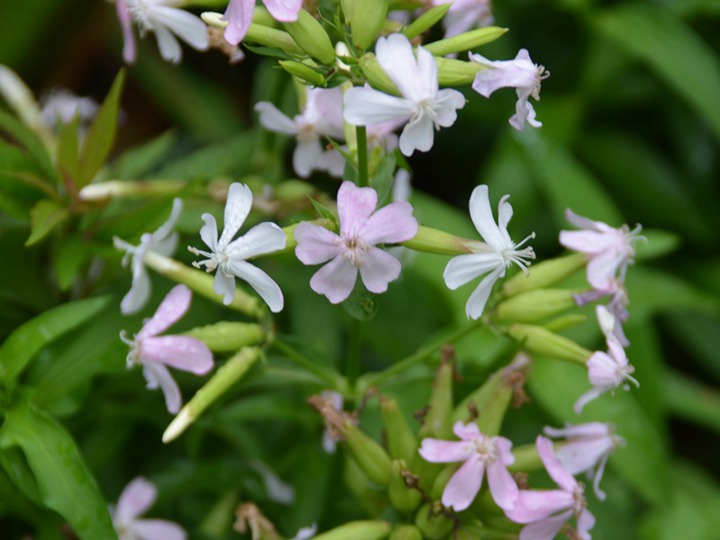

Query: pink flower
[505,436,595,540]
[419,421,519,511]
[294,181,418,304]
[544,422,623,501]
[432,0,494,39]
[469,49,548,131]
[223,0,303,46]
[112,477,186,540]
[121,285,214,413]
[575,285,630,347]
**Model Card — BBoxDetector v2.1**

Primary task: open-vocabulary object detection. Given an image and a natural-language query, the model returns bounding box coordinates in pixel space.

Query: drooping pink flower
[469,49,548,131]
[223,0,303,46]
[112,477,186,540]
[121,285,214,413]
[432,0,494,39]
[294,181,418,304]
[574,284,630,347]
[419,421,519,511]
[544,422,623,501]
[505,436,595,540]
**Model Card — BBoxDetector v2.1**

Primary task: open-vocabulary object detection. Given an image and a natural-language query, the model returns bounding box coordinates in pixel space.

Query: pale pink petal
[518,510,573,540]
[464,265,505,319]
[415,45,439,99]
[115,477,157,524]
[592,453,610,501]
[573,386,606,414]
[487,460,519,510]
[226,222,287,260]
[399,113,434,156]
[223,0,254,46]
[505,490,573,524]
[376,34,425,102]
[315,149,346,177]
[137,285,192,340]
[143,363,182,414]
[139,336,213,375]
[418,439,473,463]
[453,421,480,440]
[255,102,298,135]
[544,422,611,439]
[293,139,323,178]
[153,232,178,258]
[360,201,418,245]
[558,230,617,254]
[442,453,484,511]
[469,50,538,97]
[152,6,209,51]
[586,249,623,290]
[587,351,622,387]
[199,213,219,252]
[338,182,377,237]
[294,223,342,265]
[121,263,151,315]
[494,436,516,466]
[305,87,346,139]
[443,252,504,290]
[469,185,506,250]
[226,259,284,312]
[510,94,541,131]
[213,269,237,305]
[116,0,137,64]
[536,436,577,492]
[577,508,596,540]
[154,25,183,64]
[309,255,358,304]
[358,247,402,294]
[565,209,608,232]
[133,519,187,540]
[219,183,253,247]
[343,86,416,126]
[263,0,303,22]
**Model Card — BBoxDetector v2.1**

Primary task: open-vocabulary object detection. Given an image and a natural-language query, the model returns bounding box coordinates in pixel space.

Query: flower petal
[264,0,303,22]
[418,439,472,463]
[536,436,577,492]
[399,112,434,156]
[121,262,151,315]
[505,490,573,524]
[227,259,284,312]
[115,477,157,524]
[518,510,573,540]
[343,86,416,126]
[338,181,377,237]
[468,185,506,250]
[116,0,137,64]
[376,34,428,102]
[293,139,323,178]
[453,420,480,440]
[137,284,192,340]
[464,265,505,319]
[214,269,238,305]
[133,518,187,540]
[573,385,607,415]
[151,6,209,51]
[577,508,596,540]
[153,24,182,64]
[359,247,402,294]
[309,255,358,304]
[443,252,503,290]
[143,362,182,414]
[223,0,254,46]
[199,213,219,252]
[227,222,287,260]
[139,335,213,375]
[442,454,484,511]
[255,101,299,135]
[219,183,253,248]
[487,460,519,510]
[294,223,342,265]
[361,201,418,245]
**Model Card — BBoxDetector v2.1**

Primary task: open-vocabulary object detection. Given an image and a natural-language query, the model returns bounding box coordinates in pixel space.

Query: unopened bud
[436,57,484,86]
[244,23,305,55]
[494,289,580,323]
[351,0,387,50]
[401,225,482,255]
[79,180,185,201]
[419,348,454,440]
[389,524,423,540]
[502,253,586,297]
[423,27,508,57]
[359,54,400,96]
[279,60,327,86]
[508,442,542,472]
[389,460,423,513]
[312,521,392,540]
[402,4,451,39]
[414,502,453,540]
[505,324,591,364]
[380,396,417,464]
[182,322,264,352]
[284,10,336,65]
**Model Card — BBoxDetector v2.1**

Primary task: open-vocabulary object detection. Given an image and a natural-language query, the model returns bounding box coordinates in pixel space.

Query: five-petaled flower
[343,33,466,156]
[544,421,623,501]
[443,185,535,319]
[116,0,210,64]
[114,198,183,315]
[505,436,595,540]
[469,48,548,131]
[294,181,418,304]
[432,0,494,39]
[189,182,286,312]
[223,0,303,46]
[419,421,519,511]
[112,477,186,540]
[121,285,214,414]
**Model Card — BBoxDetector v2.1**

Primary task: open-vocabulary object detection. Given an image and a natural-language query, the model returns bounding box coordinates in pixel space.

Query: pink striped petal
[137,285,192,339]
[294,223,342,265]
[309,256,358,304]
[360,201,418,245]
[337,182,377,237]
[139,336,213,375]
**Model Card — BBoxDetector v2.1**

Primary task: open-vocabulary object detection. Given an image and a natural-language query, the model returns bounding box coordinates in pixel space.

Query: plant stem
[272,339,342,389]
[356,125,369,187]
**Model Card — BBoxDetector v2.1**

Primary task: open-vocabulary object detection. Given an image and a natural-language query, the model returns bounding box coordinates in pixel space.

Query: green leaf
[0,110,56,184]
[309,197,338,223]
[77,70,126,187]
[0,402,117,540]
[0,446,42,504]
[26,199,69,246]
[0,295,110,389]
[0,142,51,219]
[370,153,396,206]
[110,130,178,179]
[596,5,720,144]
[54,236,92,291]
[635,229,681,261]
[56,114,80,188]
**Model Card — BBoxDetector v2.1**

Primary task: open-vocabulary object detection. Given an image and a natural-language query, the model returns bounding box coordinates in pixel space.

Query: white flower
[40,89,98,127]
[114,198,183,315]
[188,183,286,312]
[432,0,494,39]
[255,87,346,178]
[117,0,210,64]
[112,477,186,540]
[443,185,535,319]
[343,33,466,156]
[469,49,548,131]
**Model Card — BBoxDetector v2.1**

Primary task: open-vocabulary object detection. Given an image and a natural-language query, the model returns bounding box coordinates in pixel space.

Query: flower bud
[245,23,305,55]
[312,521,392,540]
[351,0,388,50]
[359,53,401,96]
[414,502,453,540]
[163,347,261,442]
[493,289,580,323]
[389,524,423,540]
[435,57,484,86]
[389,460,423,513]
[279,60,327,87]
[401,225,481,255]
[502,253,586,297]
[423,27,507,57]
[508,442,542,472]
[504,324,591,364]
[284,10,336,65]
[380,395,418,464]
[340,0,354,22]
[79,180,185,201]
[419,349,454,440]
[402,4,451,40]
[182,322,264,352]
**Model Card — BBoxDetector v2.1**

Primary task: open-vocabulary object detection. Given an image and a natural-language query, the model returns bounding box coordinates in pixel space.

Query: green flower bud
[389,460,423,513]
[380,395,418,464]
[163,347,261,442]
[312,521,392,540]
[401,225,483,255]
[508,442,542,472]
[415,502,454,540]
[244,23,305,55]
[359,53,401,96]
[493,289,580,323]
[502,253,586,297]
[284,10,336,65]
[543,314,587,332]
[419,349,454,440]
[78,180,185,201]
[182,322,264,353]
[389,524,423,540]
[341,0,354,22]
[423,26,508,57]
[504,324,591,364]
[279,60,327,87]
[352,0,388,50]
[402,4,451,39]
[435,57,484,86]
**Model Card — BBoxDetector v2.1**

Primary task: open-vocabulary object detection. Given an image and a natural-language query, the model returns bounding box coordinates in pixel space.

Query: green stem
[346,318,363,389]
[356,125,369,187]
[272,339,342,389]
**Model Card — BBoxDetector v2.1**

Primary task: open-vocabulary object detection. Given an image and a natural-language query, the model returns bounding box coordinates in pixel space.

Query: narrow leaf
[56,114,80,189]
[0,109,56,184]
[26,199,69,246]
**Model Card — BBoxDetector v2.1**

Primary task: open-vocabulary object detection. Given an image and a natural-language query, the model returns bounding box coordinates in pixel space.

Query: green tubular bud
[79,180,185,201]
[244,23,305,55]
[402,4,450,39]
[419,351,454,440]
[502,253,586,297]
[389,460,423,513]
[352,0,388,50]
[163,347,261,442]
[436,57,484,86]
[279,60,327,86]
[341,0,354,22]
[284,10,336,65]
[182,322,264,352]
[143,251,262,317]
[508,442,542,472]
[359,54,401,95]
[344,455,390,515]
[380,395,418,463]
[423,26,508,57]
[543,314,586,332]
[252,6,274,26]
[493,289,580,323]
[505,324,591,364]
[312,521,392,540]
[401,225,482,255]
[415,502,454,540]
[389,524,423,540]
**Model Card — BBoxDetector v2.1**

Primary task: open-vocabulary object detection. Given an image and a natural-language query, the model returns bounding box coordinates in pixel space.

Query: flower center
[341,236,368,267]
[127,0,154,31]
[297,122,318,144]
[472,436,498,462]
